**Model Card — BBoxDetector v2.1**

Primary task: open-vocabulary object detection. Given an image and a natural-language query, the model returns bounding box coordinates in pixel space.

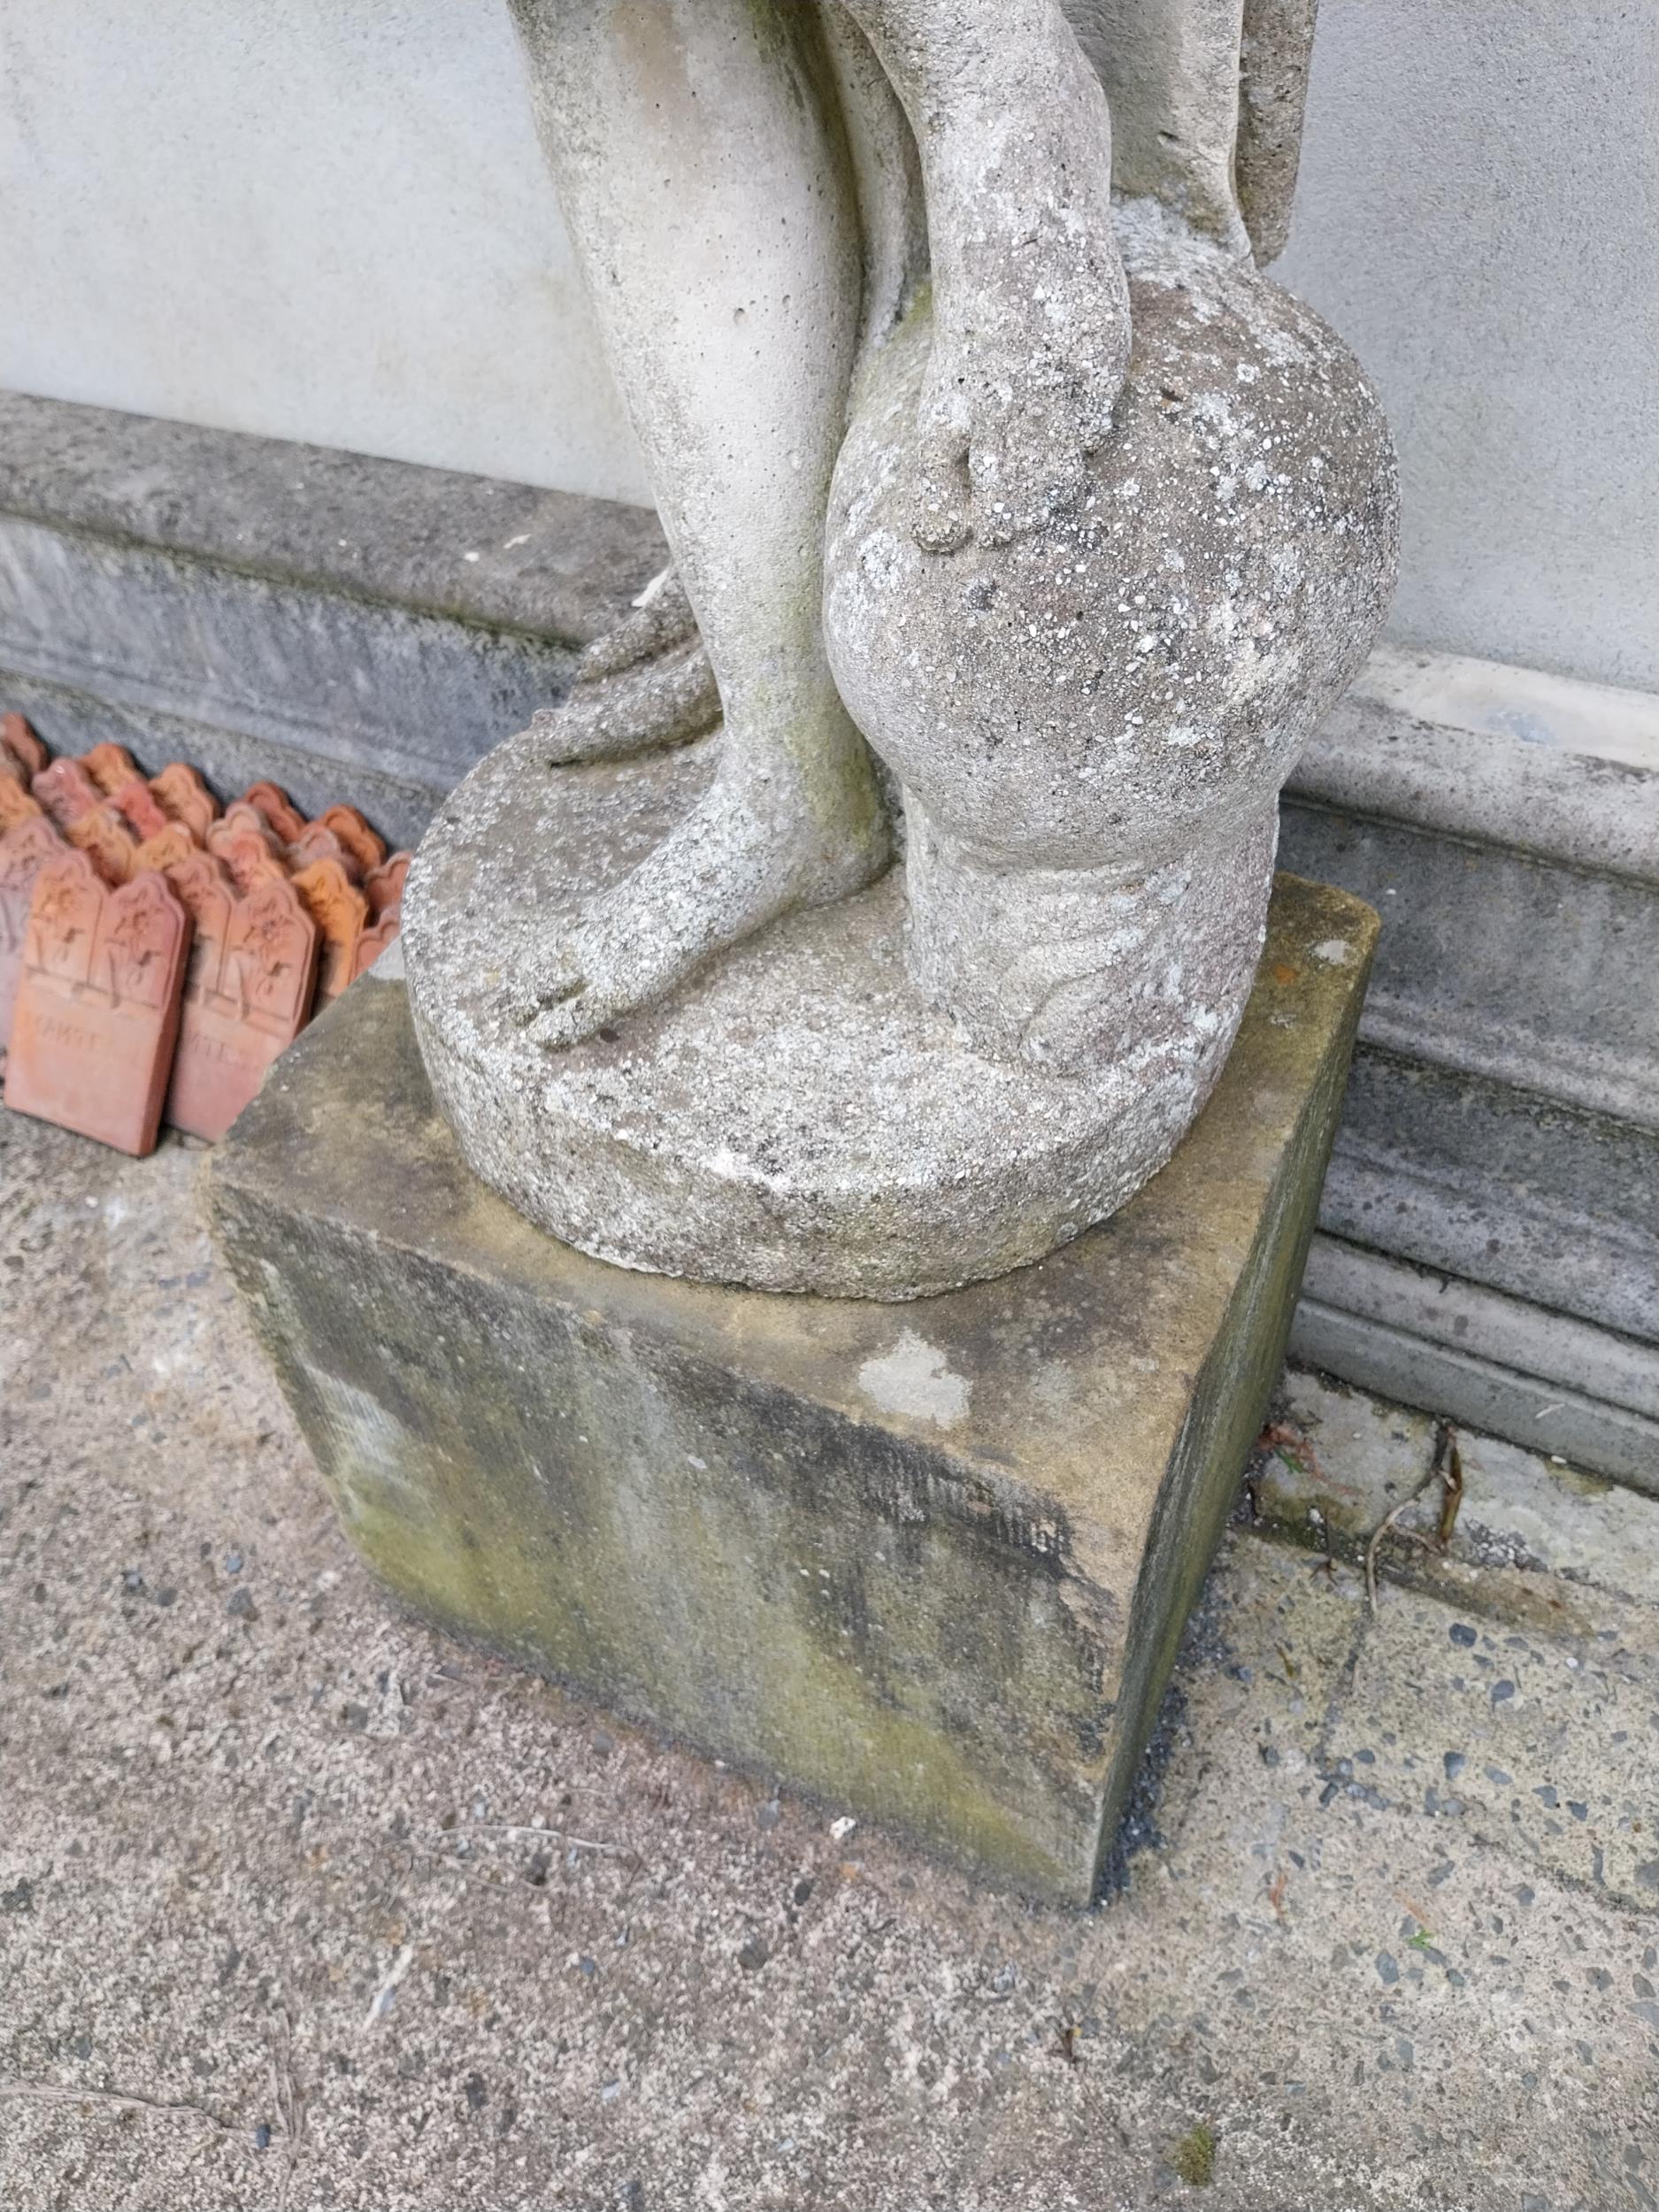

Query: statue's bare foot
[531,563,719,765]
[512,762,888,1048]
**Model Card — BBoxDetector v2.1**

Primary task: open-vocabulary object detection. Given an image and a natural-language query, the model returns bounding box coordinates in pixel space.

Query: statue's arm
[837,0,1094,122]
[835,0,1131,549]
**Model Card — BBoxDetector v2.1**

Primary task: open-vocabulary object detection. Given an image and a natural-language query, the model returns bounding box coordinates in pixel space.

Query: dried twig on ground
[433,1822,637,1861]
[0,2079,227,2130]
[1364,1421,1465,1613]
[1434,1422,1464,1546]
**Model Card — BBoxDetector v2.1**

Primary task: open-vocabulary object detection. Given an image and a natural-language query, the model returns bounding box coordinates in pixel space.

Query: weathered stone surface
[0,394,667,850]
[821,218,1393,1081]
[212,872,1373,1903]
[1294,1236,1659,1494]
[408,701,1376,1299]
[0,389,666,647]
[11,1092,1659,2208]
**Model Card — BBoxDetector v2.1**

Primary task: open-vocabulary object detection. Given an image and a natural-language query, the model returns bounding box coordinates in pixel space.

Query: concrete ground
[1,1108,1655,2212]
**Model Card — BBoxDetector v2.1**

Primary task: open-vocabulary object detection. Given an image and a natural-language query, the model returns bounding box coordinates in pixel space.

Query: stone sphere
[823,225,1398,874]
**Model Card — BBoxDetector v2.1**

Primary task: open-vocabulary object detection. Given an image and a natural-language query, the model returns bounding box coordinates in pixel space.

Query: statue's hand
[532,563,720,765]
[910,266,1131,551]
[904,58,1131,552]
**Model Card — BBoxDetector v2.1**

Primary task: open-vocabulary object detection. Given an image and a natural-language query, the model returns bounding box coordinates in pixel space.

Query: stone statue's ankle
[902,800,1279,1076]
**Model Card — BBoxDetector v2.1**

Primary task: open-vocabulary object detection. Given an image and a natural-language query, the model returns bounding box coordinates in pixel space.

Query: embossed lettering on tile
[290,856,367,1006]
[0,817,66,1043]
[149,762,220,843]
[4,855,191,1154]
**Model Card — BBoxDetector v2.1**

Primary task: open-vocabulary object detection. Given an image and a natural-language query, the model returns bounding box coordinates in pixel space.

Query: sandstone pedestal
[211,875,1375,1903]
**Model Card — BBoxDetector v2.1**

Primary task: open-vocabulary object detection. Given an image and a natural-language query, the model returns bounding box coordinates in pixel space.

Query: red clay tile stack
[0,714,408,1155]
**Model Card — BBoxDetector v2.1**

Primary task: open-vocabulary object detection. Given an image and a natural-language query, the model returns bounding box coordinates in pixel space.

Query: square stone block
[211,875,1376,1903]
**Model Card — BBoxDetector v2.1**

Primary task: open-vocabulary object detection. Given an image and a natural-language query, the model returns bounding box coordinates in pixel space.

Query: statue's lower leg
[518,680,887,1048]
[507,0,887,1045]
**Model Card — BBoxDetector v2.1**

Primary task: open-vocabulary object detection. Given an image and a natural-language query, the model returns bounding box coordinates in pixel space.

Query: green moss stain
[1167,2124,1217,2187]
[274,1256,1094,1899]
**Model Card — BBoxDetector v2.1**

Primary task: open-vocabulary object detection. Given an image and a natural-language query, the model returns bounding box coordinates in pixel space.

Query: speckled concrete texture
[3,1097,1657,2208]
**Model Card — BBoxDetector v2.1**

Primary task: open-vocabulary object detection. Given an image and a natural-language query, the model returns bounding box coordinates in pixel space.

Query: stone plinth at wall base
[0,392,664,849]
[1281,645,1659,1485]
[209,876,1376,1904]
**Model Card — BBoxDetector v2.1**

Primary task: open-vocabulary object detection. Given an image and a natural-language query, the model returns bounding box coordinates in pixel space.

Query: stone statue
[402,0,1395,1298]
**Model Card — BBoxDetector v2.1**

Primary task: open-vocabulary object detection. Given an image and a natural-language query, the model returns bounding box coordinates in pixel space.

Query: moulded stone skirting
[1292,1236,1659,1494]
[0,392,665,849]
[1281,646,1659,1484]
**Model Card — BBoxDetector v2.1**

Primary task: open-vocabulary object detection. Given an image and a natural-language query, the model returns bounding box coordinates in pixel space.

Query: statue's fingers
[574,564,700,682]
[909,391,973,554]
[969,411,1088,547]
[533,643,721,764]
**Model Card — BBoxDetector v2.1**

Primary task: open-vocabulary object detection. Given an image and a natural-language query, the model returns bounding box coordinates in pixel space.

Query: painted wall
[1277,0,1659,691]
[0,0,651,506]
[2,0,1654,686]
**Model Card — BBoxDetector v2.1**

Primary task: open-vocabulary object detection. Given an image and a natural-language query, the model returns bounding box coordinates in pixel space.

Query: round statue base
[402,727,1250,1300]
